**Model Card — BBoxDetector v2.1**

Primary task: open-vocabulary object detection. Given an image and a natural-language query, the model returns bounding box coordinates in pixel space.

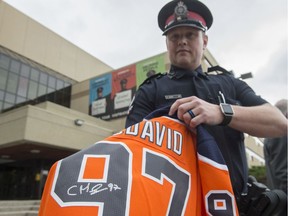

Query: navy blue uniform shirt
[125,65,268,198]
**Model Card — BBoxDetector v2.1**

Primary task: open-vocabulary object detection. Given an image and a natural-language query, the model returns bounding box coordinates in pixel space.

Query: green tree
[249,166,267,184]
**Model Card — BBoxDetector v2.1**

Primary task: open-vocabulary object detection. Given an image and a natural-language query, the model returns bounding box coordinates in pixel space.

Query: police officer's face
[166,26,208,70]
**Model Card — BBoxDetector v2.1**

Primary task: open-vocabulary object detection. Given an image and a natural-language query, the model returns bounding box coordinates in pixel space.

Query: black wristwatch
[219,103,234,126]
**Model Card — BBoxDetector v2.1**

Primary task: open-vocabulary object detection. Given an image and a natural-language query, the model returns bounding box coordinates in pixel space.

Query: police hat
[158,0,213,35]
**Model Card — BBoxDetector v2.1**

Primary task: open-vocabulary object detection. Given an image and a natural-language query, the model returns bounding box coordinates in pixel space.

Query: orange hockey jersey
[39,114,239,215]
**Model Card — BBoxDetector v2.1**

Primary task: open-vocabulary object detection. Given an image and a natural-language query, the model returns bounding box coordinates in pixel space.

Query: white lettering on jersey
[124,120,183,155]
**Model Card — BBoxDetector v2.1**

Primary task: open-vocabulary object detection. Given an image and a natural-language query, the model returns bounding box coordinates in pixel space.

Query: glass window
[31,68,40,81]
[0,54,10,70]
[10,59,21,74]
[3,102,13,110]
[39,72,48,85]
[27,81,38,99]
[38,84,47,97]
[16,96,26,104]
[0,68,8,90]
[17,77,29,98]
[0,90,4,100]
[56,79,64,90]
[48,76,56,88]
[64,82,71,87]
[5,92,16,104]
[47,87,54,94]
[20,64,30,78]
[6,72,18,94]
[0,101,3,111]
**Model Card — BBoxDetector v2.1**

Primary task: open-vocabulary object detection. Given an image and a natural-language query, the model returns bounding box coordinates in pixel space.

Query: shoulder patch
[140,72,166,86]
[207,65,233,76]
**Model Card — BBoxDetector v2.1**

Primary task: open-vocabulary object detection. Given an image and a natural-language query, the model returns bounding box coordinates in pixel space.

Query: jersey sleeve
[197,125,239,215]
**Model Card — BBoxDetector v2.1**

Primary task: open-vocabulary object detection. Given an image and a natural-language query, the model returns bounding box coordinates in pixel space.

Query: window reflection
[3,102,13,109]
[28,81,38,99]
[0,90,4,100]
[20,64,30,78]
[7,73,18,94]
[17,77,29,97]
[10,60,20,74]
[56,79,64,90]
[16,96,26,104]
[0,69,8,90]
[0,54,10,70]
[40,72,48,85]
[0,50,73,112]
[48,76,56,88]
[5,93,15,104]
[38,84,47,97]
[31,68,40,81]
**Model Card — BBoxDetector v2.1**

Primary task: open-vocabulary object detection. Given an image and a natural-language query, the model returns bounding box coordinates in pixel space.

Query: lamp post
[238,72,253,80]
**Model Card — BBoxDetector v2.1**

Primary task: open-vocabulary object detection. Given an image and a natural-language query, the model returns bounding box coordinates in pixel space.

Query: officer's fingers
[182,110,199,128]
[182,108,197,122]
[169,99,186,115]
[176,99,198,118]
[182,111,193,124]
[168,102,178,116]
[169,96,196,115]
[188,116,200,128]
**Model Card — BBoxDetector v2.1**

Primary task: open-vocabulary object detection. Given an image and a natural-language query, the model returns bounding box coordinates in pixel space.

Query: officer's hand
[169,96,223,128]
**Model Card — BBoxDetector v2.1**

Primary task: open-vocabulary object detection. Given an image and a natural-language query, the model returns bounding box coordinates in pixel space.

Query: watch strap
[219,114,232,126]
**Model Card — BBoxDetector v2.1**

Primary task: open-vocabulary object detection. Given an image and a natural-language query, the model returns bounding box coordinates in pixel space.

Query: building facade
[0,1,264,200]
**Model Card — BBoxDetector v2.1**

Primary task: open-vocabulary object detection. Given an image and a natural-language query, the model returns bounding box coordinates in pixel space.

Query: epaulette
[140,72,166,86]
[206,65,234,76]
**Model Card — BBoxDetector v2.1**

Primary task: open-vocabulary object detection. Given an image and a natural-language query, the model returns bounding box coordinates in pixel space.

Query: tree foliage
[249,166,267,184]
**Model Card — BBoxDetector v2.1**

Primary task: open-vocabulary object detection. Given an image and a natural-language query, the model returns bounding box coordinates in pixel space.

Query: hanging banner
[136,55,165,88]
[89,74,112,120]
[111,65,136,119]
[88,54,165,121]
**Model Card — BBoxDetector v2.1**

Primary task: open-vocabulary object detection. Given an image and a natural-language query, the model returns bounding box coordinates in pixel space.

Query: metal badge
[174,1,188,21]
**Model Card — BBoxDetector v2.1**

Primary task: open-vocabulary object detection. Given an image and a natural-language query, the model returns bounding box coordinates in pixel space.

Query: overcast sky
[4,0,287,105]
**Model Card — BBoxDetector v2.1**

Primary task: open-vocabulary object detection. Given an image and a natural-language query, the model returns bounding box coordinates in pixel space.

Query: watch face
[221,104,234,115]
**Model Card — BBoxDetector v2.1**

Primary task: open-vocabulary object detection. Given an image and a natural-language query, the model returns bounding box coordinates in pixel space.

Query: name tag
[165,94,182,100]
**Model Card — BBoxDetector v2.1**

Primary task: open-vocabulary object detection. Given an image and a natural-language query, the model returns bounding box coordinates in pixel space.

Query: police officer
[96,86,103,100]
[120,78,128,91]
[264,99,288,194]
[125,0,287,208]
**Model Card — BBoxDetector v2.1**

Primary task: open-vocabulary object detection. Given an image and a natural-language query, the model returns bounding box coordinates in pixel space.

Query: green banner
[136,54,165,88]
